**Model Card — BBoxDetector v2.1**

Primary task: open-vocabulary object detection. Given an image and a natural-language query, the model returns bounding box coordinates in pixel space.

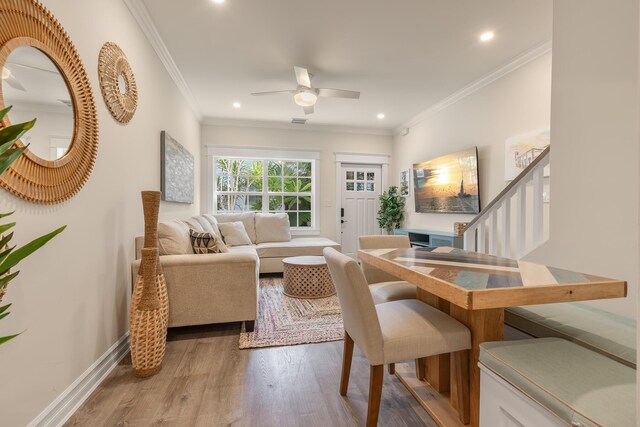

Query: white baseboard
[28,333,130,427]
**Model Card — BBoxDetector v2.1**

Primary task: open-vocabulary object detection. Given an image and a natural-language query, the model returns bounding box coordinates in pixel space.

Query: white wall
[9,106,73,160]
[201,123,393,241]
[391,52,552,233]
[0,0,201,425]
[527,0,639,320]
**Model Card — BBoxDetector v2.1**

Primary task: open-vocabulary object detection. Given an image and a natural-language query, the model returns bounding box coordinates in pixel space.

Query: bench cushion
[255,237,340,258]
[505,303,636,368]
[480,338,637,427]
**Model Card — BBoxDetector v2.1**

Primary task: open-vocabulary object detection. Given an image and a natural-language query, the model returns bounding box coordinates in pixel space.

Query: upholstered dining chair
[323,248,472,426]
[358,235,417,304]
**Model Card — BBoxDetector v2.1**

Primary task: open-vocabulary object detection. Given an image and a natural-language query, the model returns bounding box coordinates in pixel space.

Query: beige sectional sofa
[132,212,340,331]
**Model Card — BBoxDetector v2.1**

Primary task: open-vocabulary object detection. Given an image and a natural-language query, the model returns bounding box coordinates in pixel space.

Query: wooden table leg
[450,306,504,427]
[417,288,451,392]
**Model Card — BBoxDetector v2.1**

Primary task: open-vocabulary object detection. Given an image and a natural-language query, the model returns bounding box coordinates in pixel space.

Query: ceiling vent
[291,118,307,125]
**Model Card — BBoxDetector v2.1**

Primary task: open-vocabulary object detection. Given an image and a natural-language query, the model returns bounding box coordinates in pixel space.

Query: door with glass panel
[341,164,382,258]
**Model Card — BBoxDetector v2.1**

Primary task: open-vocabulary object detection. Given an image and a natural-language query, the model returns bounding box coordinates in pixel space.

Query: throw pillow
[218,221,252,247]
[189,229,229,254]
[158,219,193,255]
[255,213,291,243]
[214,212,257,243]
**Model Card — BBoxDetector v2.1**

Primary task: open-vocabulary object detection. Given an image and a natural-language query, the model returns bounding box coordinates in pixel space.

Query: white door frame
[334,152,390,245]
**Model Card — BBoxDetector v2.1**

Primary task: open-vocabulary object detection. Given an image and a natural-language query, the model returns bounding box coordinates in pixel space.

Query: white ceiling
[142,0,552,130]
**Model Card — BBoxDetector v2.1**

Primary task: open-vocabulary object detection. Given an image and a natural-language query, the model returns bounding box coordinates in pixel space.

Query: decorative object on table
[0,107,65,345]
[399,169,410,196]
[0,0,98,204]
[160,131,194,204]
[413,147,480,214]
[129,191,168,377]
[239,276,343,349]
[504,129,550,181]
[377,186,405,235]
[454,222,468,237]
[282,256,336,299]
[98,42,138,123]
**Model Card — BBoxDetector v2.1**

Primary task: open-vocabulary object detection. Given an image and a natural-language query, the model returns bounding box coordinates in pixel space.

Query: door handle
[341,220,348,224]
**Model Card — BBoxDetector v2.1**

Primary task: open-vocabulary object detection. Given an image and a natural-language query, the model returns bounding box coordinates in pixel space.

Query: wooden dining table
[358,246,627,427]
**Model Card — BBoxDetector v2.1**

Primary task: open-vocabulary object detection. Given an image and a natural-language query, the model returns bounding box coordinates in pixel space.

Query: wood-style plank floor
[65,323,437,427]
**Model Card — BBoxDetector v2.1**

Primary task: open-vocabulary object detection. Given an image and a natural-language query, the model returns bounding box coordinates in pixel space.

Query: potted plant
[0,106,65,345]
[377,186,405,235]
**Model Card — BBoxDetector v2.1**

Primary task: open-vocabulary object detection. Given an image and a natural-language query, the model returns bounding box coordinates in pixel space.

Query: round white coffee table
[282,256,336,299]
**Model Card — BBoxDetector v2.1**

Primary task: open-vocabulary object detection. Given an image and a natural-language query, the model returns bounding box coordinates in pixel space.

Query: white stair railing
[463,147,550,259]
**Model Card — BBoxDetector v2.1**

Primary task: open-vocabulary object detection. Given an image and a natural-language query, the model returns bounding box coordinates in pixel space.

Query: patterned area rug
[239,275,344,349]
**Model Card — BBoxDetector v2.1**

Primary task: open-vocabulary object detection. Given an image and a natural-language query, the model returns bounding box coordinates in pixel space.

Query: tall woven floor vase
[130,248,167,377]
[129,191,169,378]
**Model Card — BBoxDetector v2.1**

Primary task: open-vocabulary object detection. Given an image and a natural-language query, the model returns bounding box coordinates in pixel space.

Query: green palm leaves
[0,106,65,345]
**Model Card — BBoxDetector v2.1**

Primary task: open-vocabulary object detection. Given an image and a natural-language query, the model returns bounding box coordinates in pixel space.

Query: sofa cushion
[255,213,291,243]
[215,212,257,243]
[255,237,340,258]
[201,214,222,237]
[191,216,217,236]
[158,219,193,255]
[183,217,204,232]
[505,303,636,368]
[480,338,637,427]
[189,229,228,254]
[218,221,253,247]
[227,245,259,258]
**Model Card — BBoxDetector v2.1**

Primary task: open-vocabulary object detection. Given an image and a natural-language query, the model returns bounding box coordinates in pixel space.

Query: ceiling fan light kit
[252,66,360,116]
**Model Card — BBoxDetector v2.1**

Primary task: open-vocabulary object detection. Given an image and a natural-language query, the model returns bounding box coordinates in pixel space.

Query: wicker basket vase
[129,191,169,377]
[130,248,168,377]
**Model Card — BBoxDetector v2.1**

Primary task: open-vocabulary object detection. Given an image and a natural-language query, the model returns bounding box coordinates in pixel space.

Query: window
[212,154,317,229]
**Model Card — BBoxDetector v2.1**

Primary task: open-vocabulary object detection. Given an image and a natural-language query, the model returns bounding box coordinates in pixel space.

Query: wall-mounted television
[413,147,480,214]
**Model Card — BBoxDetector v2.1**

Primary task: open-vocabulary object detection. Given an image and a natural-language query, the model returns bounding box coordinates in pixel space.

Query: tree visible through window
[215,158,313,228]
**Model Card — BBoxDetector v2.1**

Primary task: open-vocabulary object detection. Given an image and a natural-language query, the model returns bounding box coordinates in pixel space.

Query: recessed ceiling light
[480,31,495,42]
[232,102,241,109]
[377,113,385,119]
[212,0,225,4]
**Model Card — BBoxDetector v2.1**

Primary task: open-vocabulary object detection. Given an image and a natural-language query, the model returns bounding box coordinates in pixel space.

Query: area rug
[239,275,344,349]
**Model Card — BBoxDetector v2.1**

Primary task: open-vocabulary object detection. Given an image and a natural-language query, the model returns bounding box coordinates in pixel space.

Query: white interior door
[341,164,382,258]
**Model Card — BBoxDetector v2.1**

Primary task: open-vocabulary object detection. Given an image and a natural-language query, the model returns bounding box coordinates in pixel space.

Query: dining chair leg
[450,350,470,424]
[415,357,426,381]
[340,331,355,396]
[387,363,395,375]
[367,364,384,427]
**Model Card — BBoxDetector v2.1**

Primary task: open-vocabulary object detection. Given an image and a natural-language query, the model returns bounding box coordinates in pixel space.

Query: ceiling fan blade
[251,90,295,96]
[303,105,315,115]
[6,62,58,75]
[294,66,311,88]
[317,88,360,99]
[6,75,26,92]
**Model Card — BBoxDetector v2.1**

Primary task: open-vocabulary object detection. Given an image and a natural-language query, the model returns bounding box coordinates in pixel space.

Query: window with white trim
[212,155,317,229]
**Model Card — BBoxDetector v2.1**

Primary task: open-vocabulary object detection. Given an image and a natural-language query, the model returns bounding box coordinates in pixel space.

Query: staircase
[463,146,550,259]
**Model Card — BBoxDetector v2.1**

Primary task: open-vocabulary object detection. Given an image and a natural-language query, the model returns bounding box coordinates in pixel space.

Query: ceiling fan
[1,66,26,92]
[251,66,360,115]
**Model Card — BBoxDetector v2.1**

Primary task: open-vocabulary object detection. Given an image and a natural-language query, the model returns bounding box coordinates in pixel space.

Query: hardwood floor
[65,323,437,427]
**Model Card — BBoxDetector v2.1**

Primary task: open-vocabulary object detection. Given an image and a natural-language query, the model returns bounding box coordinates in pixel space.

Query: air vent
[291,118,307,125]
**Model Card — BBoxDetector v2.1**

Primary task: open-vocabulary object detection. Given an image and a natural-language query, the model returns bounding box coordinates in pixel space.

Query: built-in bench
[505,303,636,368]
[479,338,637,427]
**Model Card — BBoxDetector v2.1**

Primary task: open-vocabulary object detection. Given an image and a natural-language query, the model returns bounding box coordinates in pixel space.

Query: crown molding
[123,0,202,120]
[201,116,393,137]
[394,40,552,136]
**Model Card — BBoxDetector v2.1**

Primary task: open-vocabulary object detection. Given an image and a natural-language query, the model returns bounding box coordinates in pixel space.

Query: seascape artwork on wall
[504,129,550,181]
[161,131,194,204]
[413,147,480,214]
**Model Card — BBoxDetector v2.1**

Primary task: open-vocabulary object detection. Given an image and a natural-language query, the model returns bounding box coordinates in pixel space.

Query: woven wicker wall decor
[98,42,138,123]
[0,0,99,204]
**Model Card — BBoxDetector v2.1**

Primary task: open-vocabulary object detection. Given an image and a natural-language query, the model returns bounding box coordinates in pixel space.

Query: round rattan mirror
[0,1,98,204]
[98,42,138,124]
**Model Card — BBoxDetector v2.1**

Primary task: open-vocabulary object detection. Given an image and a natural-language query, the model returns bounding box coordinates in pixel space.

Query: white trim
[28,333,130,427]
[394,40,552,135]
[334,153,389,244]
[334,152,390,165]
[202,117,392,136]
[206,145,321,160]
[123,0,202,120]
